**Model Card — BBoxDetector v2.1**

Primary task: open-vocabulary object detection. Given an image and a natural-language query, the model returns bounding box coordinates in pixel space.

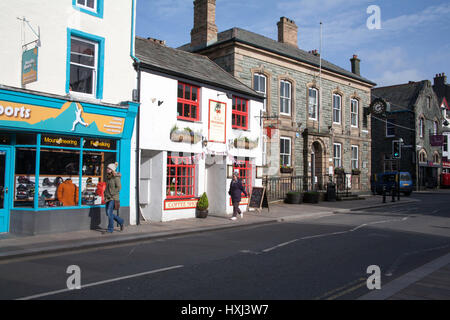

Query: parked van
[371,172,413,196]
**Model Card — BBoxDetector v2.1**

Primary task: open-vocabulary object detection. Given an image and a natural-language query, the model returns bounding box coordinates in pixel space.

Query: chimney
[190,0,218,49]
[434,73,447,88]
[277,17,298,47]
[350,54,360,76]
[147,37,166,46]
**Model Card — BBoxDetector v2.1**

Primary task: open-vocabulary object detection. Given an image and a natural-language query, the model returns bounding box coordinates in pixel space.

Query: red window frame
[232,96,249,130]
[167,153,196,199]
[177,82,200,121]
[233,158,252,196]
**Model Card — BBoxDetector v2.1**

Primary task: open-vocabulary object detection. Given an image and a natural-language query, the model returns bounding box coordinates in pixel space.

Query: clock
[369,98,387,115]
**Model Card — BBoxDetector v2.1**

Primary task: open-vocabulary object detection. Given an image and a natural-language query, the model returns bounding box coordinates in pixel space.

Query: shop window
[14,148,36,208]
[82,150,116,206]
[232,96,249,130]
[233,158,252,196]
[167,153,195,198]
[0,134,11,145]
[177,82,199,121]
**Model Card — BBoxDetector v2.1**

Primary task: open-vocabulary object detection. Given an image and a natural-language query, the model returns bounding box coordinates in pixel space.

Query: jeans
[232,201,241,217]
[106,200,124,232]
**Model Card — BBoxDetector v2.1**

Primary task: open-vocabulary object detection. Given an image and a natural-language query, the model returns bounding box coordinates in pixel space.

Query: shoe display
[17,184,28,192]
[54,177,63,187]
[42,178,54,187]
[18,176,34,185]
[42,190,53,199]
[16,191,28,200]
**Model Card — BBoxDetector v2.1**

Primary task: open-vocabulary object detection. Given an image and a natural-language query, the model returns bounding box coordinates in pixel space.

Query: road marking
[16,265,184,300]
[262,239,299,253]
[326,280,368,300]
[257,216,412,254]
[315,278,366,300]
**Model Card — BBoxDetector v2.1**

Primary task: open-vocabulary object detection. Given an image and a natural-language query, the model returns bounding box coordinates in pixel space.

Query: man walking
[228,171,248,220]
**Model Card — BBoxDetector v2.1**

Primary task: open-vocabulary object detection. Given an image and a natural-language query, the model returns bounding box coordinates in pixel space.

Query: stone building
[371,80,444,189]
[180,0,376,192]
[432,73,450,169]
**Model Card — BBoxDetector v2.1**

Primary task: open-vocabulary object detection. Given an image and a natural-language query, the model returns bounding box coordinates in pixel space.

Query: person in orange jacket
[57,177,79,206]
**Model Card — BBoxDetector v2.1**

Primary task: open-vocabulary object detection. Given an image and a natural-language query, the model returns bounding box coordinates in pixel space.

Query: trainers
[239,212,243,219]
[230,216,237,221]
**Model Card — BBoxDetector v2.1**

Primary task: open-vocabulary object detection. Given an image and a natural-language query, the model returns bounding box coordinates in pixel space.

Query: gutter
[131,0,141,225]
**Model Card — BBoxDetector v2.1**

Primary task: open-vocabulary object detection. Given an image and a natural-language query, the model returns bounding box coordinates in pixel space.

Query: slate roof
[180,28,376,86]
[371,81,427,112]
[135,37,263,100]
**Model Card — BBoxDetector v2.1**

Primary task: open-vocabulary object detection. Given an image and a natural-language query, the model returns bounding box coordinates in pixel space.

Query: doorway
[311,142,323,190]
[0,148,11,233]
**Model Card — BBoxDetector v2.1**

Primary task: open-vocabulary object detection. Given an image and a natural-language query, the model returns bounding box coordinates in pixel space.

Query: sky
[136,0,450,88]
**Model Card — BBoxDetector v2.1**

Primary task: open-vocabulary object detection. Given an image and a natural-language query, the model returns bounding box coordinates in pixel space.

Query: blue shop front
[0,86,138,235]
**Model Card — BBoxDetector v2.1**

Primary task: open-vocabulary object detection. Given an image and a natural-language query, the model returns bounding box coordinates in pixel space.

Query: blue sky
[136,0,450,87]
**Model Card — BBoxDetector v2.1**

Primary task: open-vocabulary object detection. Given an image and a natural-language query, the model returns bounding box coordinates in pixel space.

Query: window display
[11,133,117,209]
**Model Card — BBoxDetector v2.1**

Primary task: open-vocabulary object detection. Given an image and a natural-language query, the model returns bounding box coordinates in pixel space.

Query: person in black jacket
[228,171,248,220]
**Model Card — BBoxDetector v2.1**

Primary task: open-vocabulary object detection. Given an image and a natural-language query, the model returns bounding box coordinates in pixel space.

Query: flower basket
[352,169,361,175]
[280,166,293,174]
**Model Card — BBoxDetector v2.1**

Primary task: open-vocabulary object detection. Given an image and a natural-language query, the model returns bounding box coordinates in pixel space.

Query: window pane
[177,102,183,116]
[191,105,197,119]
[14,148,36,208]
[86,0,95,8]
[71,39,95,67]
[178,84,183,98]
[191,87,197,102]
[70,64,94,94]
[16,133,36,145]
[184,85,191,100]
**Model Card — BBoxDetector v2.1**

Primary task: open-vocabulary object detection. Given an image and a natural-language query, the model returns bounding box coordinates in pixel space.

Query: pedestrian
[228,171,247,220]
[103,162,124,233]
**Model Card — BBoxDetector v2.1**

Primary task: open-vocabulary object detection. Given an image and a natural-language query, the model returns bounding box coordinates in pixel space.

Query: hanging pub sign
[41,134,80,148]
[22,47,39,85]
[208,100,226,143]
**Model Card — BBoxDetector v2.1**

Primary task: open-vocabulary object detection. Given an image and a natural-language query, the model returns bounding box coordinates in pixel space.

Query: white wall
[134,70,264,221]
[0,0,136,105]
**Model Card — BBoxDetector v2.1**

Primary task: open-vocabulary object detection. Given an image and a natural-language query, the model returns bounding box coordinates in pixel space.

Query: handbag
[114,199,120,211]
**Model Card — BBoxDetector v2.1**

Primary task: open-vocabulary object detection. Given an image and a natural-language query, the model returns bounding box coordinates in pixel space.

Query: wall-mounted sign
[22,47,38,85]
[164,199,199,210]
[84,138,116,150]
[41,134,80,148]
[430,135,444,146]
[0,101,125,137]
[208,100,226,143]
[443,161,450,168]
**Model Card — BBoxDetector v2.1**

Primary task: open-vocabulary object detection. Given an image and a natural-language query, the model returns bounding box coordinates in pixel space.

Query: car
[371,172,413,196]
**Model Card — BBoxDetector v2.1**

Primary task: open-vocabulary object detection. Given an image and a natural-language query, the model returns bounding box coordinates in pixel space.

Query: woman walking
[228,171,248,220]
[104,162,124,233]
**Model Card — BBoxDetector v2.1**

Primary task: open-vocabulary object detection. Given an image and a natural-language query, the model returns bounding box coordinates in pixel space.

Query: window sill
[177,118,202,124]
[68,92,102,104]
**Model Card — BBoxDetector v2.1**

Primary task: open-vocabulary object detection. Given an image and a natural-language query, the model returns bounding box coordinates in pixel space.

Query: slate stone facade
[371,80,444,189]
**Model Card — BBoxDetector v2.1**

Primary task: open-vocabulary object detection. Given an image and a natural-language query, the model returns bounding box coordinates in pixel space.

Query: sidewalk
[0,195,417,261]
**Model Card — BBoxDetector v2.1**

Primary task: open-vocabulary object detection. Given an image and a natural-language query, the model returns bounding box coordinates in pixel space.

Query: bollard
[391,187,396,202]
[382,186,386,203]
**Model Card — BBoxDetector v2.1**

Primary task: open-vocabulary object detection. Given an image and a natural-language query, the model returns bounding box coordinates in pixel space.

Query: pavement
[0,193,448,300]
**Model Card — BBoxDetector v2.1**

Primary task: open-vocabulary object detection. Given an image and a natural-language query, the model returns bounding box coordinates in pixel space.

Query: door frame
[0,146,12,233]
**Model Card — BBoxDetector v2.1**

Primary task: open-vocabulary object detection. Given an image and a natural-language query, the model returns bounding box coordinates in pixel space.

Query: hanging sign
[208,100,226,143]
[22,47,38,85]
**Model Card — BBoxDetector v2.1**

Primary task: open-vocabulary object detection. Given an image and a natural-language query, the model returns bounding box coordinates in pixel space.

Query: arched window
[433,153,439,164]
[419,150,427,163]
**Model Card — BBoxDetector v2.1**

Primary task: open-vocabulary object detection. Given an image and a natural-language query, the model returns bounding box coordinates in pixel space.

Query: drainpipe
[131,0,141,225]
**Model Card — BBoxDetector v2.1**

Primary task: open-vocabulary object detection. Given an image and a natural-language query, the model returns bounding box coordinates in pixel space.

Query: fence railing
[262,174,359,201]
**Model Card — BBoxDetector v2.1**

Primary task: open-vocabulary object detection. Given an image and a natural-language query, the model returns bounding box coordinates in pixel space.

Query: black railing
[262,173,358,201]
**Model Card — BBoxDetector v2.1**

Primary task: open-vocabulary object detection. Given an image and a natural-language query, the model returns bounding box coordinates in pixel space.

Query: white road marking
[16,265,184,300]
[256,216,412,254]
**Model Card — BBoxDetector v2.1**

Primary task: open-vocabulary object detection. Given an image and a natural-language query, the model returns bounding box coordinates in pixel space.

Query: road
[0,193,449,303]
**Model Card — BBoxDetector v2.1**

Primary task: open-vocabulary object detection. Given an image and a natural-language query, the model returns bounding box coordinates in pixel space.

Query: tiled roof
[181,28,376,86]
[372,81,426,112]
[135,37,263,100]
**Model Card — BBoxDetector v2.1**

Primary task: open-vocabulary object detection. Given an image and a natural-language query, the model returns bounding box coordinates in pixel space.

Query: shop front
[0,86,138,235]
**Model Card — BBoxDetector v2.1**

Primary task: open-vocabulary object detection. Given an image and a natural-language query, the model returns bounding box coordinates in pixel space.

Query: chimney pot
[350,54,361,76]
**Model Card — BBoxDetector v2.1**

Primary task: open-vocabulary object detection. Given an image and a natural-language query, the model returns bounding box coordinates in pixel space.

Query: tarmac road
[0,193,448,301]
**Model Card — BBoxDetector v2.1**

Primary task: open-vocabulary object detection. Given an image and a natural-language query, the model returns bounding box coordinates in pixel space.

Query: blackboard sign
[248,187,269,212]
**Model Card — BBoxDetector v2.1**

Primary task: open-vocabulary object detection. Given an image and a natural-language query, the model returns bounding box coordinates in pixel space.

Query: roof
[135,37,263,100]
[180,28,376,86]
[371,81,427,112]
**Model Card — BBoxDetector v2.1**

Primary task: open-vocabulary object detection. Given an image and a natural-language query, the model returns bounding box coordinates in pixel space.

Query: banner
[22,47,38,85]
